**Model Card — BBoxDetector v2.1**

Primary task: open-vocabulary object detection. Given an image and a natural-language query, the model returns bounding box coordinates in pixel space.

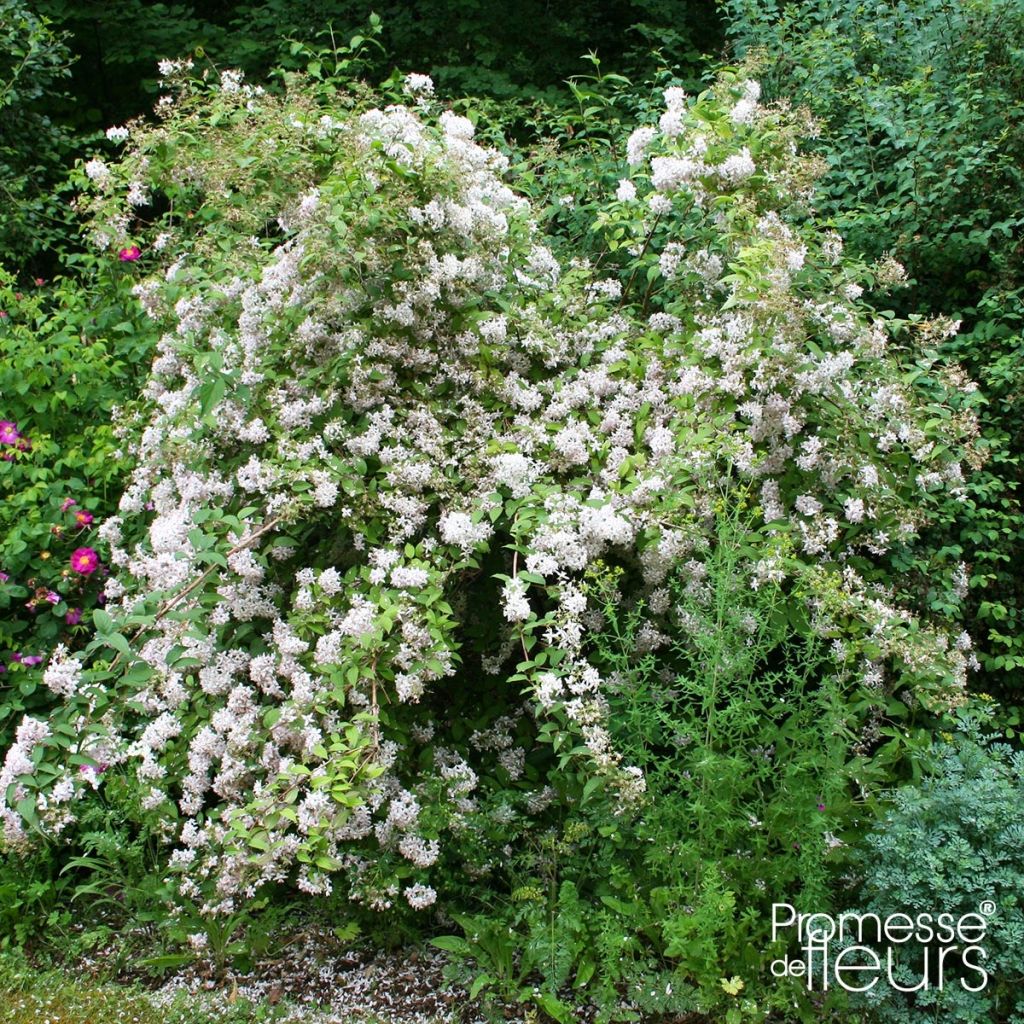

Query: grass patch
[0,954,299,1024]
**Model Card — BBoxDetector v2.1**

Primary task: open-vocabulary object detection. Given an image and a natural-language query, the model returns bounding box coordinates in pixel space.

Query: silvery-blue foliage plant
[851,706,1024,1023]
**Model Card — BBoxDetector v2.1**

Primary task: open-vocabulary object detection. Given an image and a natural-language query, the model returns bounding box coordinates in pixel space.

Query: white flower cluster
[42,644,82,698]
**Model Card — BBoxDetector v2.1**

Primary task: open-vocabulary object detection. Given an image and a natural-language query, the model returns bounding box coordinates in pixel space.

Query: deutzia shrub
[1,66,980,949]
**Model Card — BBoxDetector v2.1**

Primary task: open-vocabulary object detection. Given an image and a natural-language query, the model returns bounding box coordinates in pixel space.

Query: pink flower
[74,510,94,528]
[0,421,19,444]
[66,607,82,625]
[118,245,141,262]
[22,654,43,667]
[45,591,60,604]
[0,571,8,583]
[61,497,77,512]
[70,547,99,574]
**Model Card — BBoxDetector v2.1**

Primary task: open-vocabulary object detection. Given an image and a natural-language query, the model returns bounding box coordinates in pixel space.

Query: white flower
[402,73,435,97]
[440,110,474,140]
[398,834,440,867]
[311,472,339,508]
[404,883,437,910]
[729,82,761,125]
[490,452,538,498]
[663,86,687,110]
[339,596,377,638]
[648,312,682,333]
[43,645,82,698]
[718,148,756,185]
[220,69,245,94]
[659,109,685,138]
[651,155,700,192]
[844,497,866,523]
[391,566,430,589]
[730,98,757,124]
[615,179,637,202]
[795,494,823,517]
[157,57,193,79]
[626,126,656,167]
[84,159,110,183]
[648,193,673,214]
[438,511,493,554]
[318,567,343,595]
[501,577,531,622]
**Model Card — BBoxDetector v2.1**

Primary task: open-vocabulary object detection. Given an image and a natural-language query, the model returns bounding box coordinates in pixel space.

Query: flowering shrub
[437,516,862,1020]
[723,0,1024,700]
[0,60,984,1011]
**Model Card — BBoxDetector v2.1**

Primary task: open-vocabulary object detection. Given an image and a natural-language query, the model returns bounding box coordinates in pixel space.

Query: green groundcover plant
[0,56,993,1018]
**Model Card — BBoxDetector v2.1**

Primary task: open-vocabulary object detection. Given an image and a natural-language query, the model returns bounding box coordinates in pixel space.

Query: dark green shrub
[438,504,876,1021]
[34,0,721,132]
[0,0,78,267]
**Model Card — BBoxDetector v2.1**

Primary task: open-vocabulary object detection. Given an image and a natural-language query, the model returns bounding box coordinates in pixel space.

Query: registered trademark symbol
[980,900,996,916]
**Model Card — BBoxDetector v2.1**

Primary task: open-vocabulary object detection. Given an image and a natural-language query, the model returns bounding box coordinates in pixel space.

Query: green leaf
[93,608,115,634]
[430,935,471,956]
[469,974,493,999]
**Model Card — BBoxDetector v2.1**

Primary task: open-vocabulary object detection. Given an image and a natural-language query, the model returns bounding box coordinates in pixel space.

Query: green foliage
[34,0,721,133]
[0,772,163,956]
[0,843,71,951]
[725,0,1024,295]
[0,70,985,1024]
[440,502,884,1020]
[0,0,78,265]
[0,772,291,984]
[0,13,1016,1020]
[851,706,1024,1023]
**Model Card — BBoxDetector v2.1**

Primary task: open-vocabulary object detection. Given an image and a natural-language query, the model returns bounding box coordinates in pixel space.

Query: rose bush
[0,262,153,746]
